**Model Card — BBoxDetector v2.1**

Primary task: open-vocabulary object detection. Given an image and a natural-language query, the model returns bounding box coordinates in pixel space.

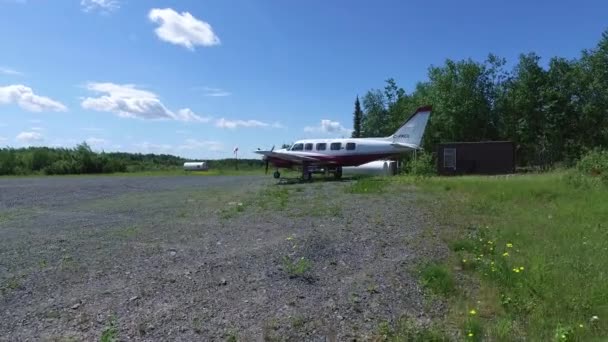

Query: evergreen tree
[352,96,363,138]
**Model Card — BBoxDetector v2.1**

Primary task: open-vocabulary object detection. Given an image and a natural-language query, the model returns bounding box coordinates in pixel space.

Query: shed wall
[437,142,515,175]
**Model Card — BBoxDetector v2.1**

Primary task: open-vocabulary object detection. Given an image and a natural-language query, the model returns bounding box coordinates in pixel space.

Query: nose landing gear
[273,170,281,179]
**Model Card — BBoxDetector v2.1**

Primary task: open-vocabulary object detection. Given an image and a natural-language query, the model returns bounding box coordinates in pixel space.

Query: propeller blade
[271,145,275,152]
[265,160,269,174]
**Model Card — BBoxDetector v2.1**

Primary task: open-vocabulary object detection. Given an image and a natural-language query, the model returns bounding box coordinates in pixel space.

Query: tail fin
[390,106,432,148]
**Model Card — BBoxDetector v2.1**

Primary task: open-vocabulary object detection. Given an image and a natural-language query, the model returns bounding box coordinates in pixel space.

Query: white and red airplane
[256,106,432,180]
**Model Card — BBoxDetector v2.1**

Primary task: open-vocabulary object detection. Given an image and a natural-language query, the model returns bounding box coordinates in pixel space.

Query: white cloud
[174,108,212,123]
[178,139,224,152]
[16,131,43,143]
[304,119,352,136]
[148,8,220,50]
[215,118,269,129]
[214,118,285,129]
[0,67,23,76]
[0,84,67,112]
[199,87,231,97]
[81,0,120,13]
[81,82,210,122]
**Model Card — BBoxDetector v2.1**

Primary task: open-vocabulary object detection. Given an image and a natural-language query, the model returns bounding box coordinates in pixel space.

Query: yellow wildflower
[469,309,477,315]
[519,266,524,271]
[468,332,474,337]
[490,261,495,265]
[502,252,509,257]
[462,259,467,263]
[512,268,520,273]
[579,323,584,328]
[506,243,513,248]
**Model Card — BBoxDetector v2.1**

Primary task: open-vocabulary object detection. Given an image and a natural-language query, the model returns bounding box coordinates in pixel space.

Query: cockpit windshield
[290,143,304,151]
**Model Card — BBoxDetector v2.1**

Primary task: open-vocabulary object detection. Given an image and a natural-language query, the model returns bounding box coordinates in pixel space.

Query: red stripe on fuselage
[268,152,399,168]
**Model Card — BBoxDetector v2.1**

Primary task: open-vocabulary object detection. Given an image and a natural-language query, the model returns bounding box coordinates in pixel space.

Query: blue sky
[1,0,606,159]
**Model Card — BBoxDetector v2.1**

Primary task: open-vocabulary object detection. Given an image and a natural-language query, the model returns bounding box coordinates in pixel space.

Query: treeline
[354,30,608,167]
[0,143,262,176]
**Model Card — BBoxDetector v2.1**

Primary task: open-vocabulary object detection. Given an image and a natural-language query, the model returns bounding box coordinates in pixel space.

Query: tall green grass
[402,173,608,340]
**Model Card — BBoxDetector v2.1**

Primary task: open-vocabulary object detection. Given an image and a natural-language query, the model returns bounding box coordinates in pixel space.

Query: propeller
[265,145,275,174]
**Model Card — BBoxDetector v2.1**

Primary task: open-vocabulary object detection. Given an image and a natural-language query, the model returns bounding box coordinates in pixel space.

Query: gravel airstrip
[0,175,446,341]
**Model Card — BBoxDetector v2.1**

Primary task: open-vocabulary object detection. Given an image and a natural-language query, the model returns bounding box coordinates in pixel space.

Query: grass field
[393,173,608,341]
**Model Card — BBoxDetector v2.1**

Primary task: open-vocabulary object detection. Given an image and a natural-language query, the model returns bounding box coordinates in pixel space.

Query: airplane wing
[255,150,326,165]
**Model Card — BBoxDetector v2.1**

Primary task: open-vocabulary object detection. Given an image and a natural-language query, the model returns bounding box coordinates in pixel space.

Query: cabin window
[443,148,456,169]
[346,142,356,150]
[316,143,327,151]
[330,142,342,150]
[291,143,304,151]
[304,143,313,151]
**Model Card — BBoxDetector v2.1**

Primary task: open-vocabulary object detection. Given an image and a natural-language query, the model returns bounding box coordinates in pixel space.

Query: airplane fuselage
[265,137,412,168]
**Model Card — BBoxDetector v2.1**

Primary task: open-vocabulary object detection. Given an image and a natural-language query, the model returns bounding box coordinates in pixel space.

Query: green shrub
[405,152,435,176]
[0,149,16,175]
[44,160,76,175]
[566,150,608,188]
[576,149,608,182]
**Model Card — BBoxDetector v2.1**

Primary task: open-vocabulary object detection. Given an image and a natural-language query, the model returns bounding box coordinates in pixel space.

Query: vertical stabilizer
[390,106,432,148]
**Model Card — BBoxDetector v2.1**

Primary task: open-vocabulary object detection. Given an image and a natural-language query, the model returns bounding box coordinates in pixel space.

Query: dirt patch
[0,175,446,341]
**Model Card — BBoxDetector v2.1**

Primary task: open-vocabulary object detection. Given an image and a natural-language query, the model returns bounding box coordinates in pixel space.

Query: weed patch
[419,263,454,297]
[1,276,23,296]
[348,177,387,194]
[257,187,291,210]
[219,201,246,219]
[376,316,449,341]
[100,316,118,342]
[282,256,312,278]
[110,226,139,239]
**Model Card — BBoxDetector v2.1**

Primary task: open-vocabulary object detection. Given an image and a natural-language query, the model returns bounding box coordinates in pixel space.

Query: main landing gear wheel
[273,171,281,179]
[334,166,343,180]
[304,172,312,181]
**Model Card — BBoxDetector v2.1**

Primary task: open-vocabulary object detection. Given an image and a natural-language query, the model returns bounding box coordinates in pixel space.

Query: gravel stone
[0,175,447,340]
